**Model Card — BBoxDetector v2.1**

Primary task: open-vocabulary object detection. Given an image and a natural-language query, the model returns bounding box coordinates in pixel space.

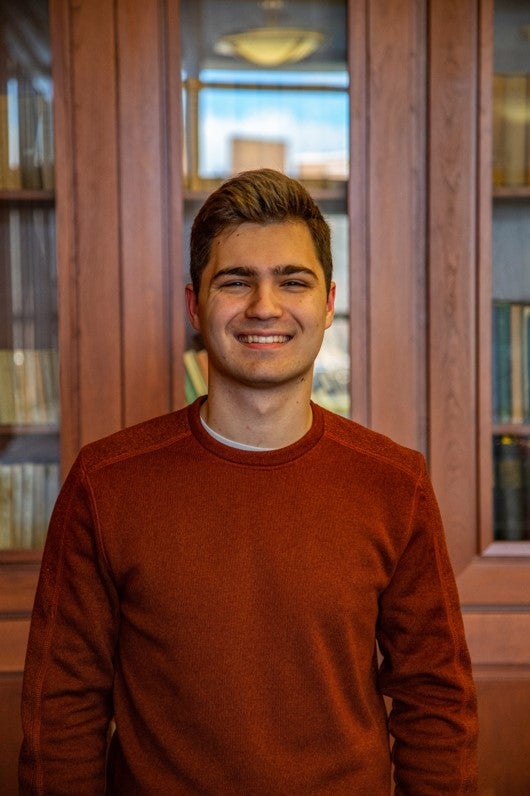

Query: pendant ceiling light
[214,0,325,67]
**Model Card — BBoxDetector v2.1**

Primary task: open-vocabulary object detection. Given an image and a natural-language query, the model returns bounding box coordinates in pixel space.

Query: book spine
[523,306,530,423]
[492,74,506,186]
[510,304,524,424]
[502,74,527,186]
[493,301,512,423]
[183,350,207,398]
[493,435,526,541]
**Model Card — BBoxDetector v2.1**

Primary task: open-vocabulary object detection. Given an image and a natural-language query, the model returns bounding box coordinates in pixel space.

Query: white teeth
[239,335,290,343]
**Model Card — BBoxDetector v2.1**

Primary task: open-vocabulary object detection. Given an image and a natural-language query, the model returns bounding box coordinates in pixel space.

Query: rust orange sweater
[20,399,478,794]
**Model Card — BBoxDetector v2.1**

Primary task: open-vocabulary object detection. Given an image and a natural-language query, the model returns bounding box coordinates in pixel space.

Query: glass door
[0,0,59,553]
[180,0,350,415]
[491,0,530,542]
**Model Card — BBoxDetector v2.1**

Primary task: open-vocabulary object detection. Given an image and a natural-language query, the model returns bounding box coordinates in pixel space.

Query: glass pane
[0,0,59,552]
[491,0,530,541]
[181,0,350,415]
[196,78,348,182]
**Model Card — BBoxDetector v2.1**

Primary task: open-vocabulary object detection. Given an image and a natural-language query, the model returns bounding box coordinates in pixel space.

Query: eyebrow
[212,264,319,282]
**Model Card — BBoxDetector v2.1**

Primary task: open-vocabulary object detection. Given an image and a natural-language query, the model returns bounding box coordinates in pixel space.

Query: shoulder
[318,405,426,481]
[76,405,192,476]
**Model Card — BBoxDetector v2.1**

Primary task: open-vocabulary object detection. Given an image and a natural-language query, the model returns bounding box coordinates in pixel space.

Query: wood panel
[165,0,187,411]
[368,0,426,452]
[458,559,530,606]
[50,0,79,475]
[428,0,478,573]
[477,0,495,547]
[0,619,30,673]
[53,0,179,463]
[67,0,122,449]
[475,674,530,795]
[464,613,530,665]
[0,565,39,616]
[0,676,23,796]
[117,0,171,427]
[347,0,368,426]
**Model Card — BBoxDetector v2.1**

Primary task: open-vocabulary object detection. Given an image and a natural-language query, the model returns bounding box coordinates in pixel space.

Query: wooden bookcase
[0,0,528,792]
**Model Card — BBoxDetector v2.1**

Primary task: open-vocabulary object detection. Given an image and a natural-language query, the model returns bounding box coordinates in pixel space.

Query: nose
[245,284,283,320]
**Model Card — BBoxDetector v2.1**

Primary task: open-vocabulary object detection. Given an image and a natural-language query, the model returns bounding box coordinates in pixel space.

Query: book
[493,301,512,423]
[493,435,526,541]
[183,349,207,398]
[523,306,530,423]
[0,465,12,549]
[35,93,54,190]
[0,350,16,424]
[0,82,22,189]
[492,73,506,186]
[184,370,197,404]
[510,303,524,424]
[502,74,527,186]
[527,75,530,186]
[521,438,530,540]
[195,349,209,387]
[0,462,59,550]
[0,349,59,425]
[18,78,42,189]
[0,93,9,189]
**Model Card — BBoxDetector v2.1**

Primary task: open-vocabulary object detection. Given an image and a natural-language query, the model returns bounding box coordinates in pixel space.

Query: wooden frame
[2,1,530,791]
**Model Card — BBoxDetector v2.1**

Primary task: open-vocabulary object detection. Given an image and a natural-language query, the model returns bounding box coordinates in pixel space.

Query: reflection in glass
[491,0,530,540]
[181,0,350,415]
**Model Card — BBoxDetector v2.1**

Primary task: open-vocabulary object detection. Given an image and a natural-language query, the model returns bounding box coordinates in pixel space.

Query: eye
[219,280,249,290]
[282,279,309,289]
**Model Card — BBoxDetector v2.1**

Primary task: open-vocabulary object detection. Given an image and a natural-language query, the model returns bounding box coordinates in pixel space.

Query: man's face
[186,220,335,393]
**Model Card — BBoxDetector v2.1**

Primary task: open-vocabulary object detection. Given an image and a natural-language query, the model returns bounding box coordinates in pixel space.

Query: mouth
[237,334,292,344]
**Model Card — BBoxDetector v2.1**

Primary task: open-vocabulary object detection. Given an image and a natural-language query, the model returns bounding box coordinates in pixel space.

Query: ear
[325,282,336,329]
[185,283,202,332]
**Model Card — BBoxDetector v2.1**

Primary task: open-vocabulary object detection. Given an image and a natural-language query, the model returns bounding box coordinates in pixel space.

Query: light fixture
[214,1,325,68]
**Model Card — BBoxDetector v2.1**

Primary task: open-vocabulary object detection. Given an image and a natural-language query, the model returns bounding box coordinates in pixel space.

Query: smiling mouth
[237,334,291,344]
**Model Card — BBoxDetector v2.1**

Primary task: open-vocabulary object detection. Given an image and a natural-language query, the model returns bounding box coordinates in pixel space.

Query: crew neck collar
[187,397,325,466]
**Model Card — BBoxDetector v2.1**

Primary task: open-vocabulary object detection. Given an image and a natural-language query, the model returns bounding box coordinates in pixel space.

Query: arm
[19,453,119,795]
[376,464,478,794]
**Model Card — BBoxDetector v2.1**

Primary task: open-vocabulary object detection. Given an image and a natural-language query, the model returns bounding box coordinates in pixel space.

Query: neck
[201,380,314,449]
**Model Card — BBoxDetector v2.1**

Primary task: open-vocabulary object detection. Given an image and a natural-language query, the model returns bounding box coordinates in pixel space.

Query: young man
[20,169,478,794]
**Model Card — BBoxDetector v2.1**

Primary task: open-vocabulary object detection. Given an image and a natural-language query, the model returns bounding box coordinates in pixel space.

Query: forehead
[209,220,319,267]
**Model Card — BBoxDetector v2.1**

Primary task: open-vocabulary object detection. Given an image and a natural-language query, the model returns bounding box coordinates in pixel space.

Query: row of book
[493,435,530,542]
[493,73,530,188]
[0,203,58,349]
[0,462,59,550]
[0,349,59,425]
[184,348,208,402]
[0,77,54,190]
[492,301,530,425]
[183,347,350,416]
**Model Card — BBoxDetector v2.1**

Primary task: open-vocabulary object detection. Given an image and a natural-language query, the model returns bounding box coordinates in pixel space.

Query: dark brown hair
[189,169,333,294]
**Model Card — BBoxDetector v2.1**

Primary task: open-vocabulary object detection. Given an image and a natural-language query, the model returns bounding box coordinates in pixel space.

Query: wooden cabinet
[430,1,530,791]
[0,0,528,792]
[0,2,58,790]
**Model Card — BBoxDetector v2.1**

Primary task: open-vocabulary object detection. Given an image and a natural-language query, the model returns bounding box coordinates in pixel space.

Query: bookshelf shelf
[493,187,530,199]
[0,190,54,202]
[0,549,42,567]
[0,424,59,435]
[493,423,530,436]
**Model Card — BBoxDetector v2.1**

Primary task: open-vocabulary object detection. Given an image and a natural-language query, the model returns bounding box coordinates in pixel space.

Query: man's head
[189,169,333,295]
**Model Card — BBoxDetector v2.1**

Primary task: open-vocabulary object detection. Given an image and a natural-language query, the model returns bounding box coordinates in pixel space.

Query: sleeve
[19,453,119,795]
[376,462,479,795]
